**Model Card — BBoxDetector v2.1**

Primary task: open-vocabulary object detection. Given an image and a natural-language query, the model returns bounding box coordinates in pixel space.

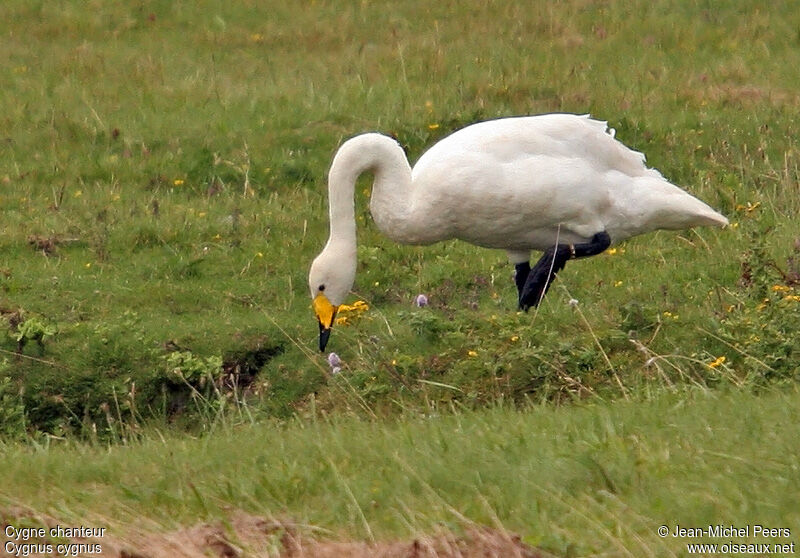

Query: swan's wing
[409,148,612,250]
[407,115,635,248]
[412,114,659,182]
[408,114,726,249]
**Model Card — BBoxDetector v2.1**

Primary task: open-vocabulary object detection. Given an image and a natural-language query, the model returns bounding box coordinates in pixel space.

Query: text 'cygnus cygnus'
[309,114,728,351]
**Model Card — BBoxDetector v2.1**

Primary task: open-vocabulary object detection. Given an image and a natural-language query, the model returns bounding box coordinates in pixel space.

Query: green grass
[1,0,800,553]
[1,0,799,435]
[2,387,799,555]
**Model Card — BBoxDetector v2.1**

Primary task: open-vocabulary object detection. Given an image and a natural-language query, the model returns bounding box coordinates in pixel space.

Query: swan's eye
[318,284,325,292]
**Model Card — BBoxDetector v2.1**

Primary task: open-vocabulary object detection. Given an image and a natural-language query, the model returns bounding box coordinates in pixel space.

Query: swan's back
[414,115,649,177]
[408,114,727,249]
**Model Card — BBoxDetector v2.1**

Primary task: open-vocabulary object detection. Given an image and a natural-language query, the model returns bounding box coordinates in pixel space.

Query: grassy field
[1,0,800,555]
[1,388,799,556]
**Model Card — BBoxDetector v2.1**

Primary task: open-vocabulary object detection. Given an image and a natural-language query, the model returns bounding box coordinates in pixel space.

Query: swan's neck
[325,133,413,251]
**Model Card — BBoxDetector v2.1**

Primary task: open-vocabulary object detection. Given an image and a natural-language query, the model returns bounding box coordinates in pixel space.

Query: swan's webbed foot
[518,231,612,311]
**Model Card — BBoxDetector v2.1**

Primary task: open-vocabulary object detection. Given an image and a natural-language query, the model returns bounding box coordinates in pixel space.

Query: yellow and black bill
[313,293,338,352]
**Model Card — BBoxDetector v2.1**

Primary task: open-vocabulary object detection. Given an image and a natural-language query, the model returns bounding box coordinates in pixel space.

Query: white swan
[309,114,728,351]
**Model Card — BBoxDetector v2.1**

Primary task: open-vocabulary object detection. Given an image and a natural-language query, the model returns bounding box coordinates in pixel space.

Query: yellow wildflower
[784,295,800,302]
[708,355,726,368]
[772,285,791,292]
[614,280,623,287]
[428,123,440,130]
[607,248,618,255]
[468,350,478,357]
[735,201,760,213]
[339,300,369,314]
[510,335,519,342]
[173,179,184,186]
[335,301,369,326]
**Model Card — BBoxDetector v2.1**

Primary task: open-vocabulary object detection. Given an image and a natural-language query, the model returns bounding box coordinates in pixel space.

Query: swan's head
[308,246,356,352]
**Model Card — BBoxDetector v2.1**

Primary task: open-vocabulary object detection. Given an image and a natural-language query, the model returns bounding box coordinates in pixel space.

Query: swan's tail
[643,176,728,229]
[689,206,729,228]
[612,176,728,240]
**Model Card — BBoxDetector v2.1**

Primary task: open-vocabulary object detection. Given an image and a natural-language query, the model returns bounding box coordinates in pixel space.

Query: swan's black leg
[518,232,612,311]
[519,245,572,311]
[514,261,531,299]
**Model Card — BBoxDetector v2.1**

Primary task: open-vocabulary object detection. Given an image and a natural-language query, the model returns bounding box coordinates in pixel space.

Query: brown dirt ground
[2,508,550,558]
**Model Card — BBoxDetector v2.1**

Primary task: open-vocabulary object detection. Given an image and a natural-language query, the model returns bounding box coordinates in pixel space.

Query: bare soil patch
[2,508,548,558]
